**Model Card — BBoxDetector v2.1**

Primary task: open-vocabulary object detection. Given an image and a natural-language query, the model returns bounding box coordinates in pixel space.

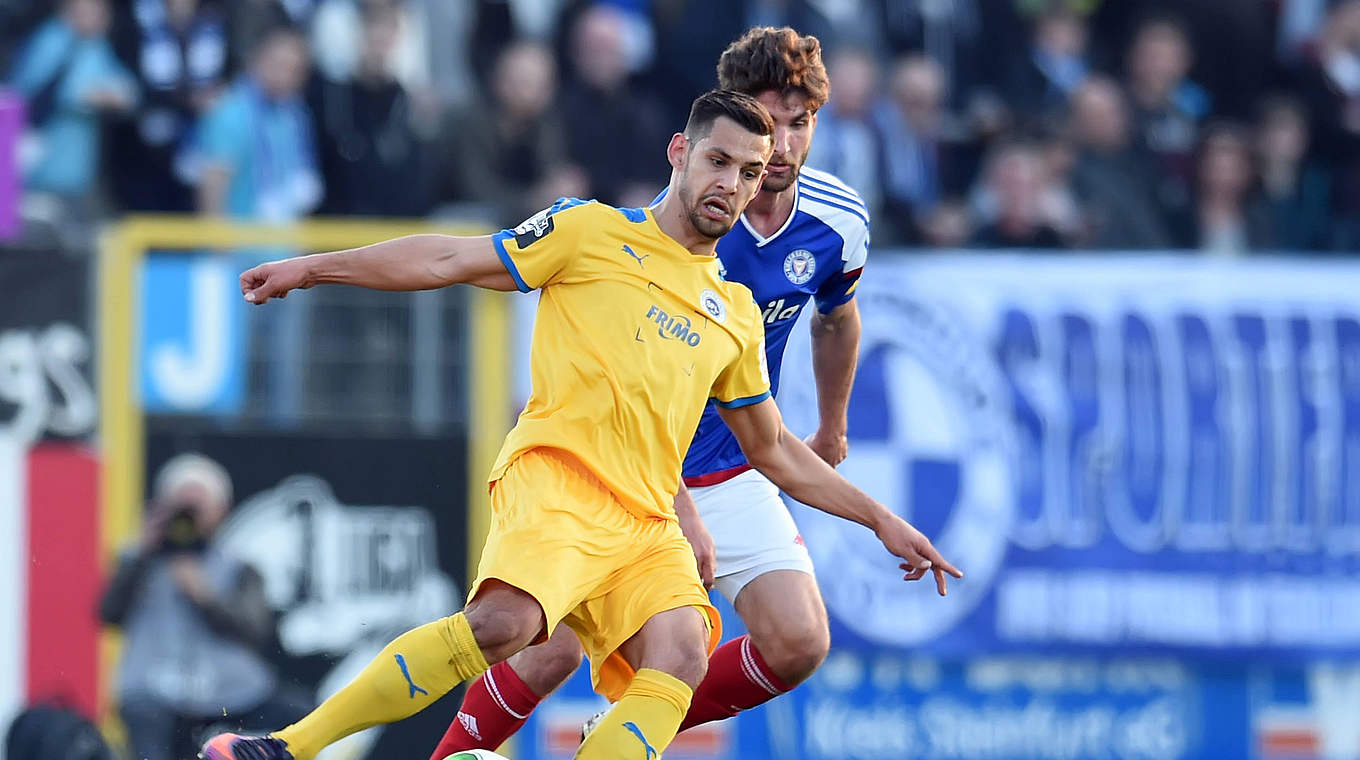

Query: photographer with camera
[99,454,308,760]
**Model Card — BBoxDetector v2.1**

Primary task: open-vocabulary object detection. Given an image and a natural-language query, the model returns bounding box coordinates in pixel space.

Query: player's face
[677,118,772,239]
[755,90,817,193]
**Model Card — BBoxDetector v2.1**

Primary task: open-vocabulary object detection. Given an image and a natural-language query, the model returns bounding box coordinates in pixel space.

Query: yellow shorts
[468,447,720,701]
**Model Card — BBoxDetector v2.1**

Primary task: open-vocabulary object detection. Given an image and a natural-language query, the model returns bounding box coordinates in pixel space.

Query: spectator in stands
[1037,128,1084,243]
[1169,123,1272,254]
[309,0,445,130]
[869,0,991,108]
[1124,13,1209,229]
[560,3,670,207]
[1292,0,1360,249]
[311,0,427,216]
[226,0,319,69]
[650,1,830,126]
[436,40,585,226]
[1091,0,1272,119]
[1068,76,1174,249]
[184,25,321,221]
[970,142,1065,249]
[1,1,59,74]
[1252,95,1331,251]
[8,0,136,203]
[876,55,951,244]
[100,454,309,760]
[807,48,886,227]
[1173,122,1274,254]
[998,3,1090,128]
[106,0,229,212]
[918,197,972,248]
[1274,0,1330,66]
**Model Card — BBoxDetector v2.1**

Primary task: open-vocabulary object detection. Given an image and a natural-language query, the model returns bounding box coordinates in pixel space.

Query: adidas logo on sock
[457,712,482,741]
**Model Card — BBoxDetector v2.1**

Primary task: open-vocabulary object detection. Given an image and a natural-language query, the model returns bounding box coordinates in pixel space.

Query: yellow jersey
[488,198,770,520]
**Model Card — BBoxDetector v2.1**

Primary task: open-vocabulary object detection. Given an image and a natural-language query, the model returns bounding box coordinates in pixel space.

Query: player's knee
[633,628,709,689]
[757,617,829,685]
[465,593,544,663]
[537,637,585,689]
[665,639,710,690]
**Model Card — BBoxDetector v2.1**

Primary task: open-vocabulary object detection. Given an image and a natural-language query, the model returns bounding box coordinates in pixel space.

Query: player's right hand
[240,257,312,304]
[875,515,962,596]
[674,487,717,589]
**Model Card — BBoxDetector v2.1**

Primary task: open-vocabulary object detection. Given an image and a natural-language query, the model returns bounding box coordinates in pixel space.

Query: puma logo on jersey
[622,244,649,267]
[762,298,801,324]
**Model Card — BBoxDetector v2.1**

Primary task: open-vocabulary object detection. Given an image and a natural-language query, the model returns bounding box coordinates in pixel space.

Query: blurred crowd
[3,0,1360,253]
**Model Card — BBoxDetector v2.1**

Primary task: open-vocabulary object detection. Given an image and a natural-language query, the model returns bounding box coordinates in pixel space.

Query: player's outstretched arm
[239,235,516,304]
[719,397,963,595]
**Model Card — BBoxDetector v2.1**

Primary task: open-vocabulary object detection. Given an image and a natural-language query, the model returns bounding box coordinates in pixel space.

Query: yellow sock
[275,613,489,760]
[575,668,692,760]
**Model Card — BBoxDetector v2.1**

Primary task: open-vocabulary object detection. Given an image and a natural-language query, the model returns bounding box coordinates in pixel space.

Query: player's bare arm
[672,483,717,589]
[718,396,962,595]
[239,234,517,304]
[805,299,861,465]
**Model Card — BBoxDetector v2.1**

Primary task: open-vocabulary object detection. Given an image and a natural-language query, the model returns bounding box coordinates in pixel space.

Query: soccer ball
[441,752,511,760]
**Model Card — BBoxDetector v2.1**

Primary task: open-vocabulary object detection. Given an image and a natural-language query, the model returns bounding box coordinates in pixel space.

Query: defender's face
[678,118,772,239]
[755,90,816,192]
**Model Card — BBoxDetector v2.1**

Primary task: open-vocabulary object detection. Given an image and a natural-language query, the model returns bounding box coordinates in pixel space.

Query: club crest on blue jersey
[783,249,816,285]
[700,289,727,323]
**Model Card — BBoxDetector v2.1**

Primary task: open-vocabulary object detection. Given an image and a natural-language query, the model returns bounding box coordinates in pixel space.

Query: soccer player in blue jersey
[431,27,889,756]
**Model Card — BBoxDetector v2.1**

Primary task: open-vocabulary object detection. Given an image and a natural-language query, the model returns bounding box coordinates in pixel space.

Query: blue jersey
[675,167,870,483]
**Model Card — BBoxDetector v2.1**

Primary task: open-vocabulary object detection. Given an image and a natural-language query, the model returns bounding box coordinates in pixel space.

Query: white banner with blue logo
[509,253,1360,760]
[778,253,1360,659]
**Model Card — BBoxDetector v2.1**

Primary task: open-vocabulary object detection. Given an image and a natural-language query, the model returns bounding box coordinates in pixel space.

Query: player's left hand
[805,427,849,466]
[874,514,962,596]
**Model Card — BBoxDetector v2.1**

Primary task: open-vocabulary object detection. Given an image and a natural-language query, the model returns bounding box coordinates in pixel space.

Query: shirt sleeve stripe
[491,230,532,292]
[800,167,865,202]
[800,174,867,207]
[799,188,871,226]
[714,390,771,409]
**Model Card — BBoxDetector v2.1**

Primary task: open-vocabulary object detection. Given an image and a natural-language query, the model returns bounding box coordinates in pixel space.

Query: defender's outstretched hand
[874,514,962,596]
[718,396,964,596]
[241,258,312,304]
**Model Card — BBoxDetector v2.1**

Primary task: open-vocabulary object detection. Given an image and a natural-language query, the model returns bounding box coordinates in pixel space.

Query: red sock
[428,660,542,759]
[679,635,792,731]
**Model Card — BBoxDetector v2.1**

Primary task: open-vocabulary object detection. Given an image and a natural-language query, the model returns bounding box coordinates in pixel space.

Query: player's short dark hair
[684,89,775,142]
[716,26,830,113]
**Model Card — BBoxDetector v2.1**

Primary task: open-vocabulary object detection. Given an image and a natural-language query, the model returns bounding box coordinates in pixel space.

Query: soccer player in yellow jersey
[201,90,959,760]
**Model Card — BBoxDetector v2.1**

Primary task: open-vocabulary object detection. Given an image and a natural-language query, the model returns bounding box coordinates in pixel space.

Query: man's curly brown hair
[716,26,830,113]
